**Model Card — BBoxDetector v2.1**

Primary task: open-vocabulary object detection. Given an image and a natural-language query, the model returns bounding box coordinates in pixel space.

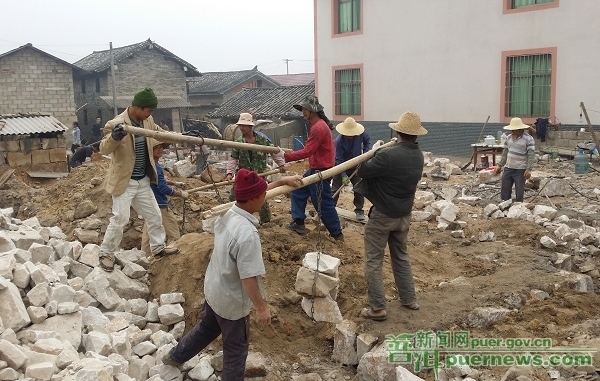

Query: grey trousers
[364,208,416,311]
[501,167,526,202]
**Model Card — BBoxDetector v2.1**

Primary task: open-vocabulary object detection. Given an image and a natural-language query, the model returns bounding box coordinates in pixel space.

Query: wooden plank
[336,207,368,224]
[27,171,69,178]
[0,168,15,187]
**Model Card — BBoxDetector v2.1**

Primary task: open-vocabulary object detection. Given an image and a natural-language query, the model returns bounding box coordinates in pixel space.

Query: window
[512,0,554,8]
[257,79,263,88]
[81,79,86,94]
[334,68,361,116]
[505,54,551,118]
[337,0,360,34]
[83,109,88,125]
[95,78,101,92]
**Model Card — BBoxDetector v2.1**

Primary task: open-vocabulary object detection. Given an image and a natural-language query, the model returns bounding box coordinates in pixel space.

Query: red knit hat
[234,169,268,201]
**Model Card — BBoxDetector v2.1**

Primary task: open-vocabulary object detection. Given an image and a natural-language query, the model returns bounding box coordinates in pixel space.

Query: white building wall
[315,0,600,124]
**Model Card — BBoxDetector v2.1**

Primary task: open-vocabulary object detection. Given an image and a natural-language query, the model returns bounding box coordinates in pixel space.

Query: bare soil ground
[2,153,600,380]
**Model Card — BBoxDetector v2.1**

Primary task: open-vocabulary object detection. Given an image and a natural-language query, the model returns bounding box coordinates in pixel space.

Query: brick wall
[1,135,67,168]
[0,48,76,124]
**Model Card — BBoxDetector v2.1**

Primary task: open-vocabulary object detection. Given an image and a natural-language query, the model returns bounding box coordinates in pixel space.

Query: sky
[1,0,315,75]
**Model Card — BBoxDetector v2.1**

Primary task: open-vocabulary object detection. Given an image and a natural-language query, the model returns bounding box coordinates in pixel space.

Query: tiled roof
[0,43,86,73]
[268,73,315,87]
[207,84,315,119]
[74,39,200,76]
[186,67,280,95]
[0,113,68,136]
[100,96,191,109]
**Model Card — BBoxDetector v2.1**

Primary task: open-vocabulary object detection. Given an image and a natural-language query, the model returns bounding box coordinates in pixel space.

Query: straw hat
[236,112,254,126]
[335,117,364,136]
[504,117,529,130]
[150,138,169,150]
[388,112,428,136]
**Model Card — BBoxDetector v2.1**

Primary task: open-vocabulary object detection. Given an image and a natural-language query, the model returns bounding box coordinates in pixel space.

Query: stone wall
[0,135,67,170]
[542,130,599,152]
[0,48,76,125]
[73,49,188,139]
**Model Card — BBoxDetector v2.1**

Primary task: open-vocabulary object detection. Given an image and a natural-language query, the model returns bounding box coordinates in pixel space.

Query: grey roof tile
[207,84,315,119]
[268,73,315,87]
[74,39,199,76]
[186,67,280,95]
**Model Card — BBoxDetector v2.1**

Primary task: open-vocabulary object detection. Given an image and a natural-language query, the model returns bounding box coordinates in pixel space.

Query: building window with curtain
[512,0,554,9]
[334,68,361,116]
[337,0,360,34]
[505,54,551,118]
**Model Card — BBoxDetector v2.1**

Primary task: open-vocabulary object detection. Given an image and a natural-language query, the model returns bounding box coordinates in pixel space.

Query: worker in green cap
[98,88,180,272]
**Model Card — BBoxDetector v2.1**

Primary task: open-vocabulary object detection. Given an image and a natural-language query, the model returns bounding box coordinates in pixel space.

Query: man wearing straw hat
[273,95,344,241]
[98,88,180,271]
[494,117,536,202]
[226,112,285,224]
[140,139,189,256]
[355,111,427,321]
[331,117,371,220]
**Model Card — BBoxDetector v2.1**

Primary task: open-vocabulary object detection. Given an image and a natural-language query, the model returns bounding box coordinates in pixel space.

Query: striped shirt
[504,133,535,170]
[130,120,148,180]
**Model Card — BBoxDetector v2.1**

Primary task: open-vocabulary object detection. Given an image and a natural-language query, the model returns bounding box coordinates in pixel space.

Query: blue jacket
[334,132,371,175]
[150,163,174,209]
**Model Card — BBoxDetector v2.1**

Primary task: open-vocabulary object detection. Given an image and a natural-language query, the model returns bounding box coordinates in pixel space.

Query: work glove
[371,140,384,151]
[111,124,127,141]
[173,181,186,188]
[272,147,285,161]
[200,145,210,155]
[180,190,189,199]
[342,176,350,186]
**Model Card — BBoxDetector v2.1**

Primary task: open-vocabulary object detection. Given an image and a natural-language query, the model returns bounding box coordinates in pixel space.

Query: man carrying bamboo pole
[225,113,285,224]
[356,112,427,321]
[98,88,180,272]
[273,95,344,241]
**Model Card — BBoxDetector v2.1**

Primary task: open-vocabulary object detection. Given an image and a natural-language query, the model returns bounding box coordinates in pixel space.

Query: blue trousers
[501,167,526,202]
[291,169,342,237]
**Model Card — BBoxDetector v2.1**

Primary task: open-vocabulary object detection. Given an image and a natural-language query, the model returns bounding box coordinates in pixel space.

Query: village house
[0,43,84,126]
[73,39,199,140]
[207,84,315,148]
[313,0,600,157]
[185,67,280,120]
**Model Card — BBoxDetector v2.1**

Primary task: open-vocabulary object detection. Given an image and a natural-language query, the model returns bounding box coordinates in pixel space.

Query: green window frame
[505,54,551,118]
[338,0,360,34]
[512,0,554,8]
[334,68,361,116]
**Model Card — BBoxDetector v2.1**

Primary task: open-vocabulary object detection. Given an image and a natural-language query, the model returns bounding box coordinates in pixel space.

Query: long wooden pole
[121,125,286,154]
[187,169,280,194]
[580,102,600,150]
[203,139,398,218]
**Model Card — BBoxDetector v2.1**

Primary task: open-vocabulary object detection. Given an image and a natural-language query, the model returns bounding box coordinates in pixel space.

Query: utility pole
[283,59,293,75]
[110,42,118,117]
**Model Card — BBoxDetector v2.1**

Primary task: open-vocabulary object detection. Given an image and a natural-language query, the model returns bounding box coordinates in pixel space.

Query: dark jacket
[355,142,424,218]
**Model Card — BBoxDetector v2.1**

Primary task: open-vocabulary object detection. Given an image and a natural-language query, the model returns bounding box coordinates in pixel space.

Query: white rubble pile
[0,207,264,380]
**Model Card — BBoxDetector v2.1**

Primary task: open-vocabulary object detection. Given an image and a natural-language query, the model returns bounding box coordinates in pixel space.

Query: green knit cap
[132,88,158,109]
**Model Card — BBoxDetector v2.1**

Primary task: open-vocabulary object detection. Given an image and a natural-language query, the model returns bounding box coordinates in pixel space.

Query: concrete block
[6,152,31,166]
[0,282,31,331]
[48,148,66,163]
[31,150,50,164]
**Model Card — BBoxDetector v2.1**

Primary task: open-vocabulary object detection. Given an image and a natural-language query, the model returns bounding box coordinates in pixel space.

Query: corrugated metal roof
[268,73,315,87]
[187,68,280,95]
[0,114,68,136]
[207,84,315,119]
[74,39,200,76]
[100,96,192,109]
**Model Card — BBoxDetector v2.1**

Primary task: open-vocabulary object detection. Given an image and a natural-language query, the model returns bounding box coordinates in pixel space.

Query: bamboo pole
[121,125,287,154]
[580,102,600,150]
[187,169,281,194]
[203,139,398,218]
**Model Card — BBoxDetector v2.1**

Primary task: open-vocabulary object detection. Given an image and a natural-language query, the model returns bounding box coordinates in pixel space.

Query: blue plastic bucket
[293,136,304,151]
